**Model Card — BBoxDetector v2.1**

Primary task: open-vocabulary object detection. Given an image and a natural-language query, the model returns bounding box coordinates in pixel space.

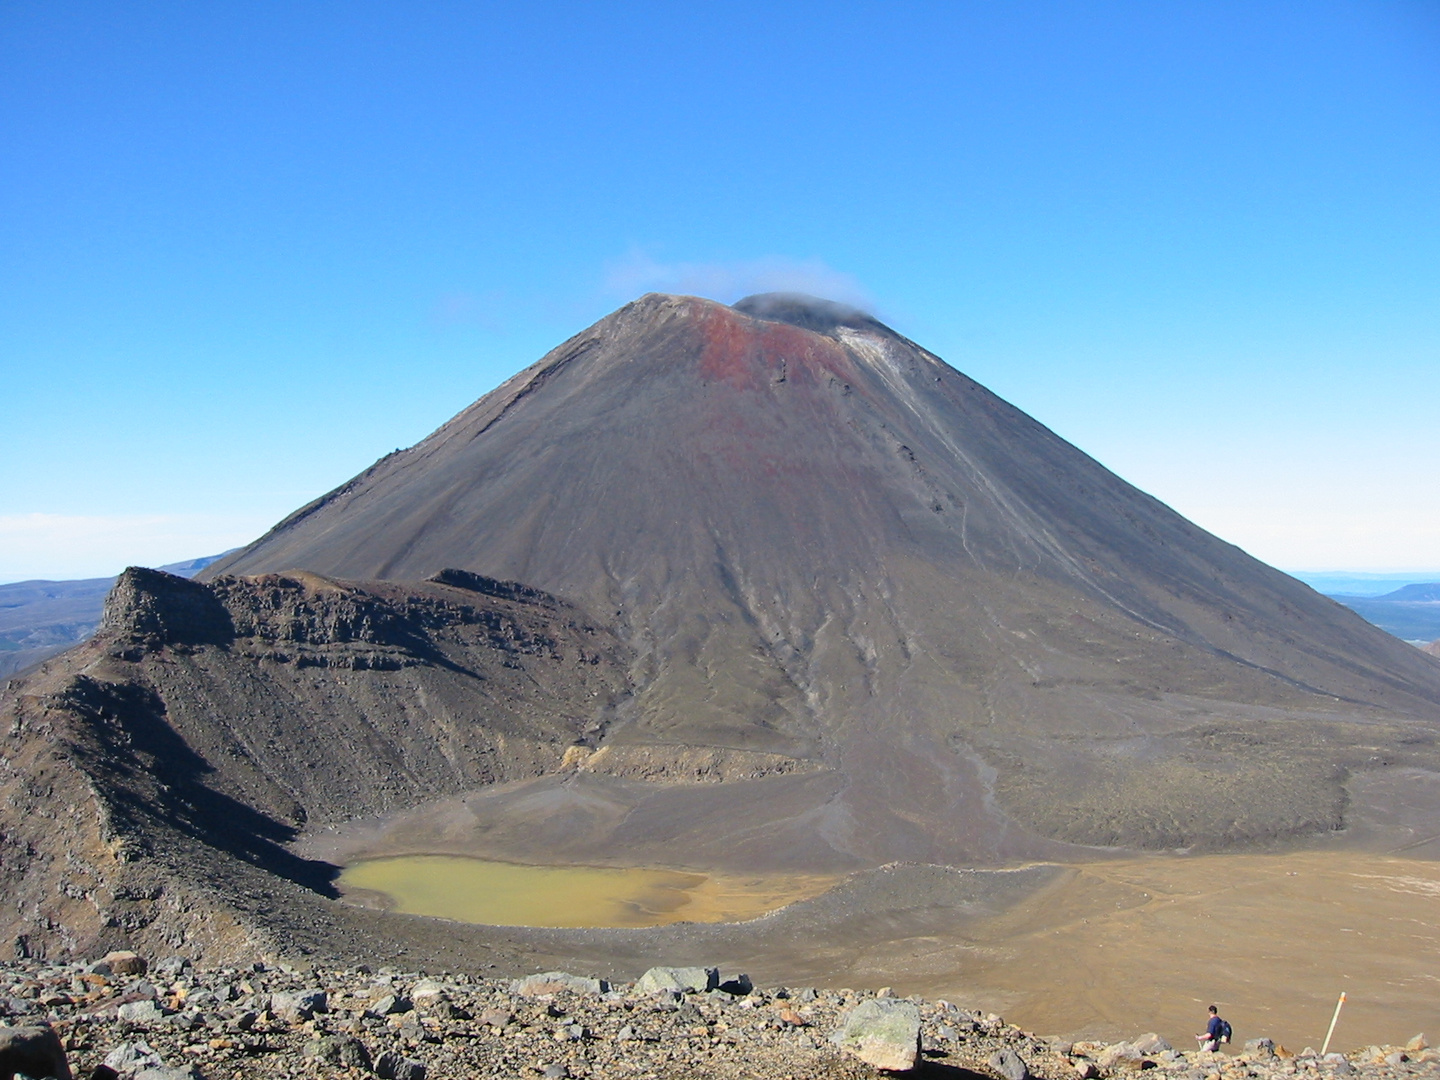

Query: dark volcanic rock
[0,569,632,960]
[0,555,226,679]
[201,292,1440,858]
[3,292,1440,968]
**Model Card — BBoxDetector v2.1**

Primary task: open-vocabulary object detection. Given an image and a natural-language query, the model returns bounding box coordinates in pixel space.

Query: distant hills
[0,554,227,677]
[7,556,1433,684]
[1325,582,1440,644]
[1288,570,1440,597]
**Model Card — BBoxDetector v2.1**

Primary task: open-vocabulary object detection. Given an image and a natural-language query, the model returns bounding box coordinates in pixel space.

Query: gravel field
[2,952,1438,1080]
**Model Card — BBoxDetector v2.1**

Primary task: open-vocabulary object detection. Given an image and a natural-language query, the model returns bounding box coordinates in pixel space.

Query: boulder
[831,998,921,1072]
[0,1025,72,1080]
[311,1034,372,1070]
[102,1040,197,1078]
[1131,1034,1171,1055]
[410,978,446,1004]
[117,999,164,1024]
[1244,1038,1276,1057]
[1096,1042,1149,1072]
[510,972,607,997]
[479,1007,512,1028]
[1407,1035,1429,1053]
[103,951,148,976]
[375,1049,426,1080]
[635,967,718,995]
[989,1047,1032,1080]
[152,957,189,980]
[271,988,327,1019]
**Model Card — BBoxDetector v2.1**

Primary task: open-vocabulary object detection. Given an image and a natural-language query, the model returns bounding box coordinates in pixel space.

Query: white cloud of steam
[603,249,874,311]
[0,513,270,584]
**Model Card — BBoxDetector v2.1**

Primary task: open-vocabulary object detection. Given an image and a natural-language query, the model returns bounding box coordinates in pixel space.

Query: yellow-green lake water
[337,855,836,928]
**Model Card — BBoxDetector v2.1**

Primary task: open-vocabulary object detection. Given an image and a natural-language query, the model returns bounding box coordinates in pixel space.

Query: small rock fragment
[117,1000,164,1024]
[104,1040,166,1073]
[511,972,607,997]
[367,994,410,1017]
[103,952,148,976]
[314,1034,372,1069]
[990,1047,1032,1080]
[1097,1042,1148,1072]
[151,957,189,980]
[776,1006,805,1027]
[375,1049,427,1080]
[479,1006,512,1028]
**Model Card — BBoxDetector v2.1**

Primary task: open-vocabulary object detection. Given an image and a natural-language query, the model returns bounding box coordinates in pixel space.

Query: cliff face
[0,567,632,961]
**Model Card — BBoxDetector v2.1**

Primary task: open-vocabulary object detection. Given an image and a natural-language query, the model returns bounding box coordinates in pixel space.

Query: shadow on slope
[57,674,339,897]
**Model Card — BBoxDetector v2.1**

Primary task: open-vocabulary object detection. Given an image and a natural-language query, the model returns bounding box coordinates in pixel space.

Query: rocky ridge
[0,566,634,963]
[1,953,1435,1080]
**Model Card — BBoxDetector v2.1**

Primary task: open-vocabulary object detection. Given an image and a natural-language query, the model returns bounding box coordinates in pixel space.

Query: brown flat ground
[893,850,1440,1052]
[300,767,1440,1052]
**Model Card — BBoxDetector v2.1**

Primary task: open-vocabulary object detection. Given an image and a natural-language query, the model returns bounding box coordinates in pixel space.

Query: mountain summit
[204,293,1440,861]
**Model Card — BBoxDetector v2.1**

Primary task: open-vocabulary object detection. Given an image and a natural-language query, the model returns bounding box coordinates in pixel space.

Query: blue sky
[2,1,1438,583]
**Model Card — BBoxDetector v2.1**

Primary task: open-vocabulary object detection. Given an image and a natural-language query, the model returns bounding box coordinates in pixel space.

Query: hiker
[1196,1005,1230,1052]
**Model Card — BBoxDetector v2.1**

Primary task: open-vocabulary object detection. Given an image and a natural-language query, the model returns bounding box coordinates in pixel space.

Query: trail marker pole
[1321,992,1347,1056]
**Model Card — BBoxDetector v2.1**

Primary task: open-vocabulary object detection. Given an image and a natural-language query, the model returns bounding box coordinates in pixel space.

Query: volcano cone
[203,292,1440,862]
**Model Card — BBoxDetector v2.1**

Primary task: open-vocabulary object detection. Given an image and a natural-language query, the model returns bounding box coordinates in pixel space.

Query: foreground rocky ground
[2,953,1438,1080]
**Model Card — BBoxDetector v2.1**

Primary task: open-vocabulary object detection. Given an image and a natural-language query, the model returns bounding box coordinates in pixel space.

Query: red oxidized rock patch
[696,306,857,391]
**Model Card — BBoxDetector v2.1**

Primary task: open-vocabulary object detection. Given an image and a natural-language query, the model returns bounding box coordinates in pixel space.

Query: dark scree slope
[205,293,1440,859]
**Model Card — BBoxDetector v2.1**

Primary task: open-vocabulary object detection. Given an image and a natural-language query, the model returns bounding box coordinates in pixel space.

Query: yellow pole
[1321,992,1347,1056]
